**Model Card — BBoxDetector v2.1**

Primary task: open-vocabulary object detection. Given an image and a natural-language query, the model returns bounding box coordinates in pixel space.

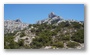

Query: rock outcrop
[4,19,29,34]
[37,12,63,24]
[37,12,83,25]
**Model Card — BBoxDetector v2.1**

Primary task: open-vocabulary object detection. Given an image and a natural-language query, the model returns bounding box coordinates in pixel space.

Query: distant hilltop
[4,12,84,34]
[37,12,83,25]
[4,19,29,34]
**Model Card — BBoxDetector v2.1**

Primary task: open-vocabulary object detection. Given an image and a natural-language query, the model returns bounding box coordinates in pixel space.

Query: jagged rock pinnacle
[15,18,21,22]
[48,12,57,18]
[37,12,64,24]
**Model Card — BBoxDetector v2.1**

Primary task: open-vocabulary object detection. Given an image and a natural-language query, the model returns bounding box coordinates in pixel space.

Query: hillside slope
[4,12,84,49]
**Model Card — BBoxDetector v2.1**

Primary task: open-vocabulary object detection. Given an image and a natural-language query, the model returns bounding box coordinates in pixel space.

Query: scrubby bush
[4,33,19,49]
[67,41,80,48]
[18,39,24,47]
[30,41,43,49]
[62,36,70,41]
[71,29,84,43]
[52,41,64,48]
[20,32,26,37]
[71,22,82,29]
[30,30,53,49]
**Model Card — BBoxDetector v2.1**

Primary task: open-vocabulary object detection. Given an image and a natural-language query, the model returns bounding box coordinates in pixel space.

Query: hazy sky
[4,4,84,24]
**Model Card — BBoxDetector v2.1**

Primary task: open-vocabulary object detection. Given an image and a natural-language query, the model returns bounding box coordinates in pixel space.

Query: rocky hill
[4,12,84,49]
[37,12,63,24]
[4,19,29,34]
[37,12,83,25]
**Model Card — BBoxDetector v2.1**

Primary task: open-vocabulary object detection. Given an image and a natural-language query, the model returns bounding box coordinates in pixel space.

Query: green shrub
[30,40,43,49]
[71,22,82,29]
[28,24,32,27]
[31,28,35,33]
[62,36,70,41]
[4,33,19,49]
[67,41,80,48]
[53,41,64,48]
[20,32,26,37]
[71,29,84,43]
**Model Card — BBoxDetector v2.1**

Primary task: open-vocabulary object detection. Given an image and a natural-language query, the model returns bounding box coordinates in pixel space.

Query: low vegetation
[4,21,84,49]
[67,41,80,48]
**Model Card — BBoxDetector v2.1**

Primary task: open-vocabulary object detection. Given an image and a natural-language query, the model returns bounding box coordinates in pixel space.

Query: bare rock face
[37,12,83,25]
[37,12,63,24]
[48,12,57,18]
[4,19,29,34]
[15,19,21,22]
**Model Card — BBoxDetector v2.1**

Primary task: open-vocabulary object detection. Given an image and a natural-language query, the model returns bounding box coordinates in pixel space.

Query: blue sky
[4,4,84,24]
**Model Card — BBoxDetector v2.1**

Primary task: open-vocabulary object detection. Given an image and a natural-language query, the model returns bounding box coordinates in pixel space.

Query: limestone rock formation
[4,19,29,34]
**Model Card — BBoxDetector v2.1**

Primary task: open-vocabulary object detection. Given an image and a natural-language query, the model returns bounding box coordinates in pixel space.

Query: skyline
[4,4,84,24]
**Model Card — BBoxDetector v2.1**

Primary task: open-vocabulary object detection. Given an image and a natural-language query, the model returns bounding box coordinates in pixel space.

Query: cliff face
[37,12,63,24]
[4,19,29,34]
[37,12,83,25]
